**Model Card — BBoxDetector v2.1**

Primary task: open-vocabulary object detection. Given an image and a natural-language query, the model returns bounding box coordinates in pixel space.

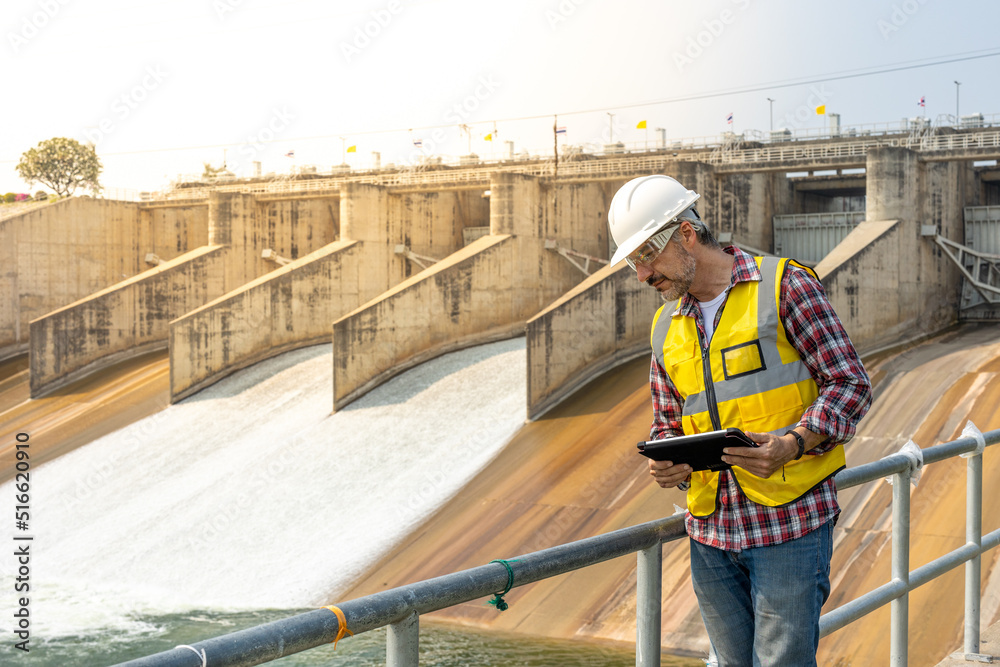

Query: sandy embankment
[0,350,170,484]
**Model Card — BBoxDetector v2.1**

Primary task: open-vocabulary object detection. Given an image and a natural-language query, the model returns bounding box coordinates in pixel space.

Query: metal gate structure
[956,206,1000,318]
[772,211,865,265]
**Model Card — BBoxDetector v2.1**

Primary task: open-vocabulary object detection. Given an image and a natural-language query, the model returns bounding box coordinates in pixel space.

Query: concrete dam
[2,122,1000,665]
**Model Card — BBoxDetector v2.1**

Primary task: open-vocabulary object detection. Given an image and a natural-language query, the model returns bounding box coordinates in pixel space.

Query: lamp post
[767,97,775,132]
[954,81,961,126]
[607,112,615,144]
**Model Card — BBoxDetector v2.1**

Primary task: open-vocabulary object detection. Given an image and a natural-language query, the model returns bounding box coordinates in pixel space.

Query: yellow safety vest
[650,256,845,517]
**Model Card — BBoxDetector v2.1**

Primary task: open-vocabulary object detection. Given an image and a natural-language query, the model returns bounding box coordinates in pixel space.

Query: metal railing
[117,425,1000,667]
[138,128,1000,203]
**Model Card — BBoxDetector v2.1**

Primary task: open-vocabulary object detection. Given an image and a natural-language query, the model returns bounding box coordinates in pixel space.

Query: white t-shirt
[698,288,729,343]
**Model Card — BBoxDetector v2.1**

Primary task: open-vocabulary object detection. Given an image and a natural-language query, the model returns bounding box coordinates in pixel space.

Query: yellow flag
[636,120,647,129]
[484,133,492,141]
[346,145,357,153]
[815,105,826,115]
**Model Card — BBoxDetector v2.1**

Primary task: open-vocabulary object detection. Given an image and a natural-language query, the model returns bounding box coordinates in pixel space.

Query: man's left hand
[721,431,799,479]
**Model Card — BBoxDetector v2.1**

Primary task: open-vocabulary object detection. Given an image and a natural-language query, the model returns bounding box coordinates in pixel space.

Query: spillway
[0,338,527,643]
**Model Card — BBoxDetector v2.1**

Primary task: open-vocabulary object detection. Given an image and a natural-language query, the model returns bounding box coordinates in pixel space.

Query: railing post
[387,610,419,667]
[965,451,983,656]
[890,467,911,666]
[636,543,662,667]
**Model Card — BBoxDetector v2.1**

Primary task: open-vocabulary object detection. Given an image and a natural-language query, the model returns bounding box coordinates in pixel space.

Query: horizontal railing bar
[835,433,997,491]
[116,516,685,666]
[911,527,1000,589]
[819,505,1000,641]
[820,578,909,635]
[911,544,979,589]
[116,428,1000,667]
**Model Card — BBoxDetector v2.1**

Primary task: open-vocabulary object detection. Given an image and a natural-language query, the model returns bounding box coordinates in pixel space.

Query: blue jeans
[689,520,834,667]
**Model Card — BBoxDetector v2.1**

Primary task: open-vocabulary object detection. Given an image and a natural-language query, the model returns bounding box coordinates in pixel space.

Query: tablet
[636,428,757,472]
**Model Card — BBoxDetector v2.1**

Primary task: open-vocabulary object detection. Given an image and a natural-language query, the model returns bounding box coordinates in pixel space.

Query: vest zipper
[699,332,722,431]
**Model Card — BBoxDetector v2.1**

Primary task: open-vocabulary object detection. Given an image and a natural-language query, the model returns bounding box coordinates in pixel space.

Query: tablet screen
[637,428,756,472]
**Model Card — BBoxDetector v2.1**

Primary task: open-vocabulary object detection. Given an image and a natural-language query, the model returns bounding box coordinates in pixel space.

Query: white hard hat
[608,175,701,266]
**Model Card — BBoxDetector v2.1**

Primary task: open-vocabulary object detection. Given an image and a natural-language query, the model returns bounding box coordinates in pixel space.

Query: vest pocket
[721,339,767,379]
[734,384,805,434]
[664,340,701,385]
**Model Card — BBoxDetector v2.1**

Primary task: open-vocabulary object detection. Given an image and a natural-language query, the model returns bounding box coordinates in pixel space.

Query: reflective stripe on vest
[650,256,845,516]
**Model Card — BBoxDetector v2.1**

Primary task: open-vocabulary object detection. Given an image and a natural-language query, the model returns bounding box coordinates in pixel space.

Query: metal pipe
[387,610,419,667]
[890,468,911,666]
[115,429,1000,667]
[636,543,663,667]
[909,543,980,589]
[966,451,983,656]
[115,516,685,667]
[820,579,909,636]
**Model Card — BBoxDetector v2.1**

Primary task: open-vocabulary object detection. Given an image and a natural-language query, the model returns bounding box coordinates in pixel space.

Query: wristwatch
[786,430,806,460]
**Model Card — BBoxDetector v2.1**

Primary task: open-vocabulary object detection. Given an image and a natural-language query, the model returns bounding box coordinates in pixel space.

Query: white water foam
[0,338,527,640]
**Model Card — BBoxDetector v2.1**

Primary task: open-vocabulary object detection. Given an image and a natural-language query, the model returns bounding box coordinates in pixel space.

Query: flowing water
[0,338,701,666]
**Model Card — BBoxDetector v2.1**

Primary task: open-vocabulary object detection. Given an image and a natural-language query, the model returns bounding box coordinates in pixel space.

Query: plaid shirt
[649,247,871,551]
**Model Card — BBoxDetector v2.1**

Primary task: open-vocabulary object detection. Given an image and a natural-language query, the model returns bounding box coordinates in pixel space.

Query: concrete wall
[332,234,518,410]
[0,198,207,358]
[29,245,227,396]
[27,191,291,396]
[167,185,487,401]
[329,163,799,414]
[526,262,661,420]
[331,172,616,411]
[390,189,490,268]
[260,197,339,260]
[816,146,974,352]
[710,171,774,251]
[170,240,363,401]
[143,204,210,259]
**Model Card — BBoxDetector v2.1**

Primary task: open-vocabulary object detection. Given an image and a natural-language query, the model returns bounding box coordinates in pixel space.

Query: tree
[16,138,102,197]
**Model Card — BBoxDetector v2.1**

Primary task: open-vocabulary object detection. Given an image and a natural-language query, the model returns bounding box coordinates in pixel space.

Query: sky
[3,0,1000,196]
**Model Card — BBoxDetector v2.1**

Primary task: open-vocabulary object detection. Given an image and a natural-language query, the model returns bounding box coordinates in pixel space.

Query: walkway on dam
[935,618,1000,665]
[0,324,998,665]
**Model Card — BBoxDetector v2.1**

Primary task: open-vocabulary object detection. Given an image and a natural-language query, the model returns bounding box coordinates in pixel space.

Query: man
[607,175,872,667]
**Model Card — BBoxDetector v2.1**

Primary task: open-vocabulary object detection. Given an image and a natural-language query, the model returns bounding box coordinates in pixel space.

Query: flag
[636,120,647,129]
[284,150,294,158]
[726,112,733,125]
[919,96,926,107]
[815,105,826,115]
[484,133,492,141]
[346,145,356,153]
[556,126,567,135]
[412,139,423,148]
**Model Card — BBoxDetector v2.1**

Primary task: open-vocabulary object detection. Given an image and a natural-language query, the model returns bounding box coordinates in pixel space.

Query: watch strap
[786,430,805,460]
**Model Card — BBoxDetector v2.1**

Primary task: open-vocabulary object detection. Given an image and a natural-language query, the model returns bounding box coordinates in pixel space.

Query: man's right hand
[648,459,691,488]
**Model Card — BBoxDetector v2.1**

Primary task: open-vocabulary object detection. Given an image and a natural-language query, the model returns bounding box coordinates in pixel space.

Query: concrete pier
[816,146,974,352]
